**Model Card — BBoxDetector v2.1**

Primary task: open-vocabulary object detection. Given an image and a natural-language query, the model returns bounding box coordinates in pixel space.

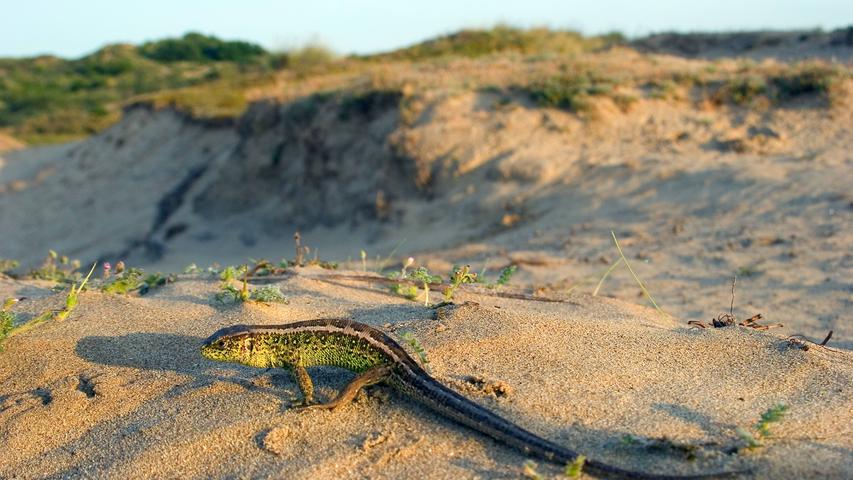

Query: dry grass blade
[610,231,667,317]
[592,257,623,296]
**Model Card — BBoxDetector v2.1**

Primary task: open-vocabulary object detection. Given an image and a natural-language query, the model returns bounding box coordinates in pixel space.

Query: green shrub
[528,72,619,112]
[139,32,266,63]
[722,75,768,105]
[771,64,841,99]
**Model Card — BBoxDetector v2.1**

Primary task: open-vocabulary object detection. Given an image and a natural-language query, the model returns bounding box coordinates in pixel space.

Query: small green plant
[495,265,517,286]
[390,283,419,300]
[399,331,430,368]
[29,250,82,282]
[101,267,145,294]
[410,267,442,306]
[215,279,249,304]
[565,455,586,478]
[387,257,419,300]
[360,249,368,272]
[755,403,788,436]
[139,272,176,295]
[215,266,286,304]
[219,265,247,282]
[443,265,477,300]
[735,403,789,450]
[249,285,288,304]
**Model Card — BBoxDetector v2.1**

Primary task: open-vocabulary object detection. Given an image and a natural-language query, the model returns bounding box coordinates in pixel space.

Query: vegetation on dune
[526,70,624,112]
[0,27,849,145]
[714,62,846,106]
[138,32,266,63]
[0,33,275,143]
[369,25,624,61]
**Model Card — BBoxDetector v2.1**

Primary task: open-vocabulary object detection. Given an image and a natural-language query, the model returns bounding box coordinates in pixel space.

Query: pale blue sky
[2,0,851,58]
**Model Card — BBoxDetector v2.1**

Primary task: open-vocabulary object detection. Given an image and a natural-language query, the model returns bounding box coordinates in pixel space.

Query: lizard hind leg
[297,365,393,412]
[292,365,316,406]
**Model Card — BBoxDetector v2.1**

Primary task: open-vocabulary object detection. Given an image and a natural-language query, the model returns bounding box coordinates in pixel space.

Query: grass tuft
[755,403,788,438]
[54,262,97,321]
[5,262,97,345]
[495,265,517,286]
[610,231,667,316]
[28,250,81,283]
[528,71,620,113]
[101,267,145,294]
[736,403,789,450]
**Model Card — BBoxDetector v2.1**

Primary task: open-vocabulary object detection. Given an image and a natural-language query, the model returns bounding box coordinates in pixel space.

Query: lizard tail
[392,366,747,479]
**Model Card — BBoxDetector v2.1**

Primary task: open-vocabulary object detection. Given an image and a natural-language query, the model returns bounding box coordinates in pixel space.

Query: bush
[139,32,266,63]
[528,72,619,112]
[771,64,841,99]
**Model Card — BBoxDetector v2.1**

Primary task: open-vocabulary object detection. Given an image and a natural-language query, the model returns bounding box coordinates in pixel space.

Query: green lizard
[201,319,744,479]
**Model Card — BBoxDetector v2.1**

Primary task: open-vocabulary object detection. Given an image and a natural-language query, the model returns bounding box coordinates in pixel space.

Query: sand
[0,269,850,479]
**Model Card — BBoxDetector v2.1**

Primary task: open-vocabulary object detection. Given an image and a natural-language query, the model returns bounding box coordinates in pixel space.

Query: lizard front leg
[299,365,392,412]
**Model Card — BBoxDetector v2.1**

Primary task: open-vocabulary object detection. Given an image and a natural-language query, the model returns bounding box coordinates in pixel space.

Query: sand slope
[1,270,850,479]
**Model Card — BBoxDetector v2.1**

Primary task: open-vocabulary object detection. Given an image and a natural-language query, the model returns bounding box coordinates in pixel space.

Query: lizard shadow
[75,333,298,405]
[75,332,370,407]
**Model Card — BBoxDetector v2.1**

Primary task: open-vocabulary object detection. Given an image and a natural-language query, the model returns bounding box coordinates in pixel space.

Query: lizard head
[201,325,259,365]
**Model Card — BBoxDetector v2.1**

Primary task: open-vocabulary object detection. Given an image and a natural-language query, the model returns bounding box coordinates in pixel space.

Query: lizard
[201,318,745,480]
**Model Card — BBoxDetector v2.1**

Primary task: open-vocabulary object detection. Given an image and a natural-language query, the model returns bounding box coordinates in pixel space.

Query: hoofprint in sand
[0,269,850,479]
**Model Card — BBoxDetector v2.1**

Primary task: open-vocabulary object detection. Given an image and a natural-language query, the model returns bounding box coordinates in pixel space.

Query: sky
[1,0,851,58]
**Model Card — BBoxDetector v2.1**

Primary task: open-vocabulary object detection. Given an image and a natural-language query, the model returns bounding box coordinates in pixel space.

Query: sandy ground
[0,269,850,479]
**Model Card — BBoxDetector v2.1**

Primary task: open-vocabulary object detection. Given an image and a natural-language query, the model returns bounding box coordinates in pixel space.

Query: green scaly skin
[201,319,745,480]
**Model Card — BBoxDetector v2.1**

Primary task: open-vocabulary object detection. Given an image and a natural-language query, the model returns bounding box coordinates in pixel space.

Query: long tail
[391,367,744,480]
